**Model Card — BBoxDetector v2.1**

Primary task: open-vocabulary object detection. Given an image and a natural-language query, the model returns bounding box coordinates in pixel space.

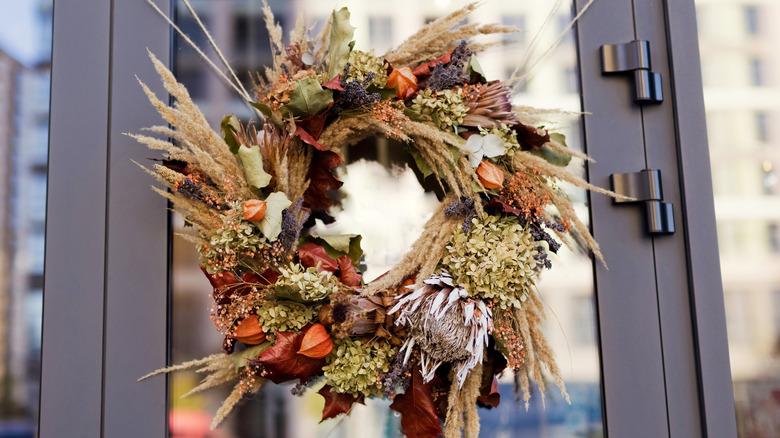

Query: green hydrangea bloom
[346,50,388,87]
[198,204,264,272]
[440,215,541,309]
[275,262,338,302]
[323,338,397,397]
[410,88,469,130]
[256,301,318,333]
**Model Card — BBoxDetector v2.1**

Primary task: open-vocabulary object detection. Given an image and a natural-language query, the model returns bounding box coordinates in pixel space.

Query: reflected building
[0,0,52,433]
[696,0,780,435]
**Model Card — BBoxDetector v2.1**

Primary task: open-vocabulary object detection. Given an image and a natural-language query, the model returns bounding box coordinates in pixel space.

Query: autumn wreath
[137,2,611,437]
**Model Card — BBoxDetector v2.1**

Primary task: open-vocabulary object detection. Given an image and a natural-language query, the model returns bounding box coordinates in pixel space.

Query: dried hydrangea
[439,215,543,309]
[323,338,397,397]
[199,205,265,272]
[410,88,469,130]
[479,124,520,154]
[346,50,388,88]
[255,300,318,333]
[275,262,338,302]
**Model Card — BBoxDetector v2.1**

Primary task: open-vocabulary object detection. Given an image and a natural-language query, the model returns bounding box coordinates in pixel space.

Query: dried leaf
[298,242,339,273]
[304,234,363,266]
[337,255,362,287]
[237,144,272,189]
[295,125,327,151]
[529,132,571,167]
[220,114,242,154]
[298,323,334,358]
[390,366,443,438]
[328,7,356,79]
[476,376,501,408]
[304,149,343,210]
[258,192,292,241]
[322,75,346,91]
[318,385,364,422]
[514,122,550,151]
[256,330,326,383]
[411,48,454,77]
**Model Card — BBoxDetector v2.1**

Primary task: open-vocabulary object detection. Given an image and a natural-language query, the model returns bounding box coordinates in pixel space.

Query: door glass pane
[170,1,603,436]
[696,2,780,436]
[0,1,51,436]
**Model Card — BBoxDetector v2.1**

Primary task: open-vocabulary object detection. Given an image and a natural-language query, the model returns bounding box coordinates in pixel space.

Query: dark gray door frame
[40,0,170,436]
[40,0,736,436]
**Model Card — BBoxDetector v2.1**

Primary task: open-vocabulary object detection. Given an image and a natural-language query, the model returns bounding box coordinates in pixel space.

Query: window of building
[749,58,763,87]
[369,16,393,53]
[744,5,760,35]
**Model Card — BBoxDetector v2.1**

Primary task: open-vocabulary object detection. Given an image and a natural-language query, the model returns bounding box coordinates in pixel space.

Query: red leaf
[476,376,501,408]
[322,75,346,91]
[243,269,279,286]
[304,149,343,210]
[295,125,327,151]
[484,198,522,217]
[390,366,443,438]
[298,103,333,140]
[337,255,362,287]
[318,385,364,422]
[256,330,326,383]
[298,242,339,273]
[201,267,249,305]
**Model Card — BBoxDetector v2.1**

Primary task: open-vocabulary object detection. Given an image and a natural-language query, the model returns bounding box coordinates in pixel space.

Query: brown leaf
[298,242,339,273]
[298,323,334,359]
[256,329,326,383]
[337,255,362,287]
[513,122,550,151]
[411,48,454,77]
[318,385,364,422]
[476,376,501,408]
[201,268,247,306]
[390,365,443,438]
[304,149,343,210]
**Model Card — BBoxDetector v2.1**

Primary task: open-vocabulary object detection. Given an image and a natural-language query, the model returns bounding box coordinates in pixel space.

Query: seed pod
[232,314,267,345]
[476,160,505,189]
[243,199,267,222]
[298,323,334,358]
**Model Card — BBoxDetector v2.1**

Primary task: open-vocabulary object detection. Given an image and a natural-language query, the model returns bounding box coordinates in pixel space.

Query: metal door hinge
[601,40,663,104]
[610,169,675,234]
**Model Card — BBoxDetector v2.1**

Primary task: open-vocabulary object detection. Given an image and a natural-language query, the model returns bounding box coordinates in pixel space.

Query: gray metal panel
[663,0,738,436]
[631,1,704,436]
[101,0,171,436]
[575,0,670,436]
[39,0,111,436]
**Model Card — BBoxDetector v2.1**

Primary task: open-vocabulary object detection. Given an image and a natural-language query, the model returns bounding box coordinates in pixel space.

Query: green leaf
[221,115,241,154]
[403,106,428,122]
[285,77,334,119]
[231,341,272,370]
[466,54,486,82]
[408,146,434,178]
[237,145,272,189]
[366,84,398,101]
[250,101,284,128]
[259,192,292,241]
[328,7,356,79]
[530,133,571,167]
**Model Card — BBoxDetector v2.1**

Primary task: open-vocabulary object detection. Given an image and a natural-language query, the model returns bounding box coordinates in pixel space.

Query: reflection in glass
[0,1,52,436]
[170,1,602,436]
[696,1,780,436]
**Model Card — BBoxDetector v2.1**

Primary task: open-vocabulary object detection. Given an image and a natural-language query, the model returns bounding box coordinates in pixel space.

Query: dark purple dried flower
[427,40,472,92]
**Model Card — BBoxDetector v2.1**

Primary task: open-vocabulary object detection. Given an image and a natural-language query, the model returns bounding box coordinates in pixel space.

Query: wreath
[136,2,612,437]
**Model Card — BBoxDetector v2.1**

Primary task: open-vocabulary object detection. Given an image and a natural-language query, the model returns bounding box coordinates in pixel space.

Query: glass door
[169,1,602,437]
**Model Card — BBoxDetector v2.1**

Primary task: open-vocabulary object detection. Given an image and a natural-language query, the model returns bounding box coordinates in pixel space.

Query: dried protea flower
[389,271,493,387]
[462,81,519,128]
[320,293,405,346]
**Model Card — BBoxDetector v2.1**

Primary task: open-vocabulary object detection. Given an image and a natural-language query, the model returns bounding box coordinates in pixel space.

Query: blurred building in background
[697,0,780,434]
[0,0,52,435]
